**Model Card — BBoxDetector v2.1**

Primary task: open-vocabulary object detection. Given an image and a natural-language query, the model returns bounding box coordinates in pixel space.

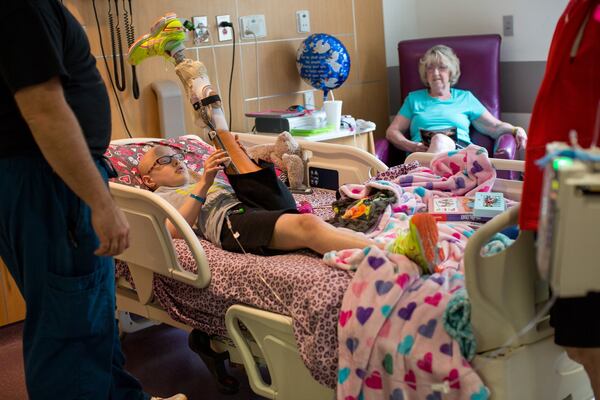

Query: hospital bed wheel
[188,329,240,395]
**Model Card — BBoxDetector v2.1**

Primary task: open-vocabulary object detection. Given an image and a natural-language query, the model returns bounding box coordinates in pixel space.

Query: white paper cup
[323,100,343,130]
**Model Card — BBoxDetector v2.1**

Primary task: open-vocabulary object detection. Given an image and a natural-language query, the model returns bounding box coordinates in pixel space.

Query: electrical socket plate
[192,16,209,43]
[296,10,310,33]
[503,15,514,37]
[240,15,267,39]
[216,15,233,42]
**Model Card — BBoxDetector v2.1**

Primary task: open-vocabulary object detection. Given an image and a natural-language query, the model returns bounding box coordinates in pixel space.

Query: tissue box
[473,192,506,218]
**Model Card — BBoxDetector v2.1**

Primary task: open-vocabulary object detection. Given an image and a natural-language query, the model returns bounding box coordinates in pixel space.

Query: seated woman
[386,45,528,153]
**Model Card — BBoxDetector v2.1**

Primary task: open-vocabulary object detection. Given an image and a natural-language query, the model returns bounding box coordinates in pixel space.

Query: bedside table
[256,126,376,154]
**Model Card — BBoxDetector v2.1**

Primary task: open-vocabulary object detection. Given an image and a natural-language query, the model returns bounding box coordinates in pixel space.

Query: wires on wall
[92,0,133,138]
[122,0,139,99]
[108,0,126,92]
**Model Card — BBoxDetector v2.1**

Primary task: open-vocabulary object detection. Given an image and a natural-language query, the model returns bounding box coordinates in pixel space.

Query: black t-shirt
[0,0,111,157]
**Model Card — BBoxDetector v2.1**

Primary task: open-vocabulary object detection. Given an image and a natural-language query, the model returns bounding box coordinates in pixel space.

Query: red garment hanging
[519,0,600,231]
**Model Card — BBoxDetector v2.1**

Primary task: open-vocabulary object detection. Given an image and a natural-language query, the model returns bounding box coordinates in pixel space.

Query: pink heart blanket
[335,247,489,400]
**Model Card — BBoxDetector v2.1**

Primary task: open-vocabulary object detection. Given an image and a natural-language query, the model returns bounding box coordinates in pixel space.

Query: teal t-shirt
[398,88,487,144]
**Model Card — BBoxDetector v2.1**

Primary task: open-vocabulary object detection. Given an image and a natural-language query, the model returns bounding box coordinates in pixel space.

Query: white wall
[382,0,417,67]
[383,0,569,66]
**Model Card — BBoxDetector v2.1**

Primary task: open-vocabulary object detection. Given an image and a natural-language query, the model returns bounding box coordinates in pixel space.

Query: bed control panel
[308,167,339,190]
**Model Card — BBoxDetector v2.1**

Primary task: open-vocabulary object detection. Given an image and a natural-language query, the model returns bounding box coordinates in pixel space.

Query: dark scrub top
[0,0,111,157]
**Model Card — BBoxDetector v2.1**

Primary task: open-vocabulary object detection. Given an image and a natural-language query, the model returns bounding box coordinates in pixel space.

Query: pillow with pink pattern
[104,136,216,188]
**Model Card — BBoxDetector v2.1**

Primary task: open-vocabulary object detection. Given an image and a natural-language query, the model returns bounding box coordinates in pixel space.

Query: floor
[0,323,26,400]
[0,321,266,400]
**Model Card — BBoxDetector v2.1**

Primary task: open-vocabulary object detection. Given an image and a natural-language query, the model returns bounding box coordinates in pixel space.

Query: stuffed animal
[246,132,309,190]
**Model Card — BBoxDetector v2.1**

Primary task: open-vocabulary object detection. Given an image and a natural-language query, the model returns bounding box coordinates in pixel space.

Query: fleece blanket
[331,232,515,400]
[325,146,502,400]
[335,181,424,239]
[393,144,496,204]
[335,247,489,400]
[329,145,496,272]
[329,184,399,234]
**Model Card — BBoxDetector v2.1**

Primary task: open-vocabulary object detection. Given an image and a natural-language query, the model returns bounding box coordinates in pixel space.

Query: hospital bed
[110,133,384,400]
[110,135,592,400]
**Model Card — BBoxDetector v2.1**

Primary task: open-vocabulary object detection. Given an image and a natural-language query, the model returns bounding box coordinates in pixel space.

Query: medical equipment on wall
[107,0,140,99]
[537,142,600,297]
[108,0,126,92]
[122,0,140,99]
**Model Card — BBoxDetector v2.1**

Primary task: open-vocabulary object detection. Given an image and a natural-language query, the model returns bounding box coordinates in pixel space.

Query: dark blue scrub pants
[0,156,149,400]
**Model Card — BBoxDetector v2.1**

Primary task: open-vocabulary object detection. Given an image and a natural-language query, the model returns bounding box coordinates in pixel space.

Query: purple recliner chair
[376,34,518,179]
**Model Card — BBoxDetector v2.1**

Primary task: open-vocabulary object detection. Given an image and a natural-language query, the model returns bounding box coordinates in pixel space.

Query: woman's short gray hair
[418,45,461,87]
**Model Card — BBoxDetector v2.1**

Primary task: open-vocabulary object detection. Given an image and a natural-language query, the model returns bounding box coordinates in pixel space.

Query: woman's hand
[514,127,527,149]
[199,150,230,188]
[409,140,428,153]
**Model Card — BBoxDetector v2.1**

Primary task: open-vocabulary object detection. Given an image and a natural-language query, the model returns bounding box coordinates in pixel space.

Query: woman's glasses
[147,153,184,173]
[426,64,449,72]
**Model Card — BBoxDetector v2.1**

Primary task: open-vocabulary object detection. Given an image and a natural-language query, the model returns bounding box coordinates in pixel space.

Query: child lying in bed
[129,13,438,268]
[138,144,439,269]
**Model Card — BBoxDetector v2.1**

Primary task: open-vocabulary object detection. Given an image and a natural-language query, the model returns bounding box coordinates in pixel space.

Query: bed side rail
[405,151,526,173]
[109,182,211,303]
[464,205,553,352]
[234,133,388,185]
[225,305,333,400]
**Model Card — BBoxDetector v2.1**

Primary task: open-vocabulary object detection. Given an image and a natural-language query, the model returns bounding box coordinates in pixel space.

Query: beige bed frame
[111,137,592,400]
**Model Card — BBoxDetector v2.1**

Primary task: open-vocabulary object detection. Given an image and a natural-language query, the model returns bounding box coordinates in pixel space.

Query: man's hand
[92,202,130,256]
[14,77,132,256]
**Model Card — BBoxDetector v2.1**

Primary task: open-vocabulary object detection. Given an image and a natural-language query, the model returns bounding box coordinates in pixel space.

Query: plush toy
[246,132,309,190]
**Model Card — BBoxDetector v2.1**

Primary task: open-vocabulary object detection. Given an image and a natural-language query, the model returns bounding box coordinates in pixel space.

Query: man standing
[0,1,184,399]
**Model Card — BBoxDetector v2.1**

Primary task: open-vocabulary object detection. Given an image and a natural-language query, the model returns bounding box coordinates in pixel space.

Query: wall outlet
[240,15,267,39]
[503,15,514,37]
[192,16,209,43]
[296,10,310,33]
[216,15,233,42]
[303,90,315,110]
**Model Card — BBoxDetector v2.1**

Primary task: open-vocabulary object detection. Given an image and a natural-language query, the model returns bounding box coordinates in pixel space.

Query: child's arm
[166,150,230,238]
